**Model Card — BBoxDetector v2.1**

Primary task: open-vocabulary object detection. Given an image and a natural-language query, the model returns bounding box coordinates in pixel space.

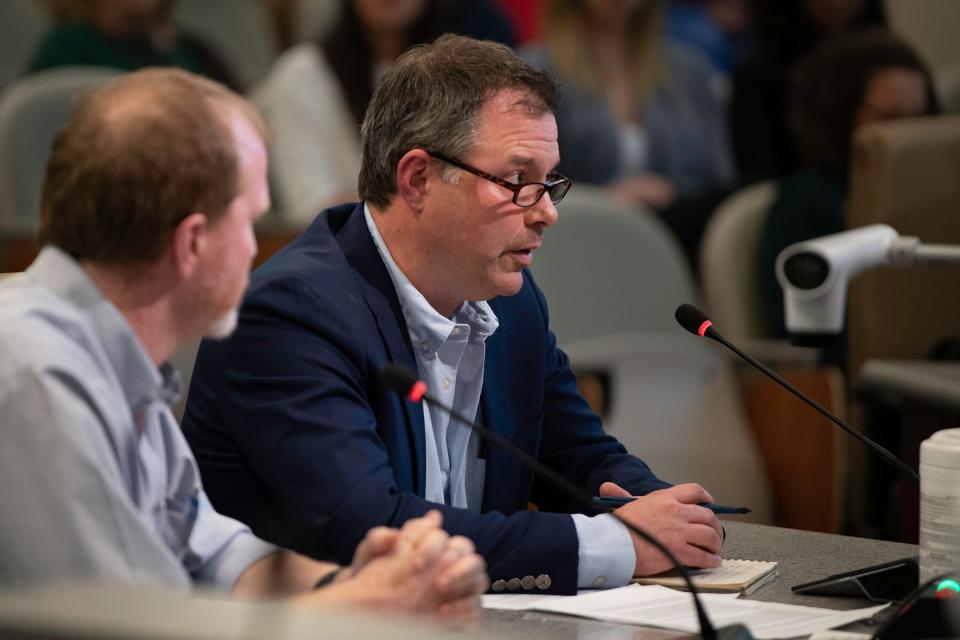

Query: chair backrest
[292,0,342,42]
[846,116,960,383]
[937,60,960,115]
[565,333,774,523]
[0,0,48,92]
[0,67,121,232]
[173,0,277,90]
[530,185,698,346]
[699,181,777,341]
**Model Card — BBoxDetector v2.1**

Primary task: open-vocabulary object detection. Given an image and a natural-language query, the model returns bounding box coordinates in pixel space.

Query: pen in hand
[592,496,751,515]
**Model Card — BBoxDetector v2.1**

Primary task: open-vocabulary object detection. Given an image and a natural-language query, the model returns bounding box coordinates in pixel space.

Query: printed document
[483,584,887,639]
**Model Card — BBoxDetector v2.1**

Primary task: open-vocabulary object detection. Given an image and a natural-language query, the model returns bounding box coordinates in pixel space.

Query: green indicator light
[936,579,960,592]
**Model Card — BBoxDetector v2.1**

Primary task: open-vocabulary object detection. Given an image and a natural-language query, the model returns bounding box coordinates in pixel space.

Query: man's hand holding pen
[598,482,725,577]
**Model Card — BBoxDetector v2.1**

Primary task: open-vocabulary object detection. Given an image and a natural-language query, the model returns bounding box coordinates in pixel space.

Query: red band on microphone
[697,320,713,337]
[407,380,428,403]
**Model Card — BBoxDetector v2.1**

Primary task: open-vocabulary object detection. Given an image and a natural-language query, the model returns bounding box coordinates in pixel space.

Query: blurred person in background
[758,29,939,338]
[438,0,514,46]
[496,0,542,45]
[522,0,736,265]
[27,0,238,89]
[664,0,750,101]
[731,0,887,182]
[254,0,440,225]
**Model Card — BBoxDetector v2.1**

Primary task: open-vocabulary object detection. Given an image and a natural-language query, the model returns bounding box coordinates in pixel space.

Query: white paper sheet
[482,593,571,611]
[487,584,887,639]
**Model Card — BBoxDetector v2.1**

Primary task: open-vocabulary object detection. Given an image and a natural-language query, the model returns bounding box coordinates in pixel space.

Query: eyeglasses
[428,151,572,208]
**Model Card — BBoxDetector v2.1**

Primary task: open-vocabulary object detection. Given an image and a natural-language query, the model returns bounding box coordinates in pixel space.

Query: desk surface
[483,521,917,639]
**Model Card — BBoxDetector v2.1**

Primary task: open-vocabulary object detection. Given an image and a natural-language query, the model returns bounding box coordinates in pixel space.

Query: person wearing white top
[254,0,436,225]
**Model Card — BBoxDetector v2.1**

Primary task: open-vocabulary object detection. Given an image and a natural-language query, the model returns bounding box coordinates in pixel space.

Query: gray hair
[358,34,560,208]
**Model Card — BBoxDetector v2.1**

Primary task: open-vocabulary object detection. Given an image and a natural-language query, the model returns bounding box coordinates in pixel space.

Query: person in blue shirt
[0,67,486,621]
[183,34,724,596]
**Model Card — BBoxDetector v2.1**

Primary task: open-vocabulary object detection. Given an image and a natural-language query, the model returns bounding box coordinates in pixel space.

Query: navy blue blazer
[182,202,670,594]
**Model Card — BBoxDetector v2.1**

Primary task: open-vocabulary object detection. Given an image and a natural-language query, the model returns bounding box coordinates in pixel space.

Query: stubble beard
[205,307,240,340]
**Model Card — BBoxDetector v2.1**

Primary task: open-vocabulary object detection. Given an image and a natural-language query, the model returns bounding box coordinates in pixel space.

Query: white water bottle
[920,429,960,582]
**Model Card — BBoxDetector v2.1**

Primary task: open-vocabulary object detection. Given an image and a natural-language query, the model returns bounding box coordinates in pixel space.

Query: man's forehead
[477,92,557,136]
[483,87,551,117]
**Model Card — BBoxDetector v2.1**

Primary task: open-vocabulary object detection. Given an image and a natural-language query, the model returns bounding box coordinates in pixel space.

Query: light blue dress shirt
[364,205,635,588]
[0,247,278,591]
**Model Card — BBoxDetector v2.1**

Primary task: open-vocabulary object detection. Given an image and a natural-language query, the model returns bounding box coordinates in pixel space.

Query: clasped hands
[309,510,487,623]
[599,482,724,577]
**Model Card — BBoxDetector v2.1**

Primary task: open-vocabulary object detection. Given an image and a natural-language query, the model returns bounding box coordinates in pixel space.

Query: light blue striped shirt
[0,247,277,591]
[364,205,635,589]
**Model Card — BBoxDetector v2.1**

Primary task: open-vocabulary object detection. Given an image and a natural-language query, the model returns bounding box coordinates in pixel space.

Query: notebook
[633,558,779,595]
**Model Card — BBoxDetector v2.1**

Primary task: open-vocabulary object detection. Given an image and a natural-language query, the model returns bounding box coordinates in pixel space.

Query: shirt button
[521,575,536,590]
[507,578,522,591]
[593,576,607,587]
[450,327,461,336]
[442,378,450,390]
[536,574,552,590]
[491,579,507,592]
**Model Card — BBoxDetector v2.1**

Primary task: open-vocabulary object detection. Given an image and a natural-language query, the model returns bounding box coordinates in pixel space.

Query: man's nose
[526,193,559,228]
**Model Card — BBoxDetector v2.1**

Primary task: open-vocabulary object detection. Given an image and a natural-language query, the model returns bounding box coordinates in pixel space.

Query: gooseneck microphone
[674,303,919,485]
[380,363,751,640]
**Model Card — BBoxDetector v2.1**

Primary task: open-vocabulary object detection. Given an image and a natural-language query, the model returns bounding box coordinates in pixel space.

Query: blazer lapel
[479,305,521,513]
[336,203,426,496]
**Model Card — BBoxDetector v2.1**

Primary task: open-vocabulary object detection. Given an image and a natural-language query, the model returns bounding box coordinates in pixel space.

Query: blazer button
[536,574,552,590]
[521,575,536,590]
[492,579,507,592]
[507,578,522,591]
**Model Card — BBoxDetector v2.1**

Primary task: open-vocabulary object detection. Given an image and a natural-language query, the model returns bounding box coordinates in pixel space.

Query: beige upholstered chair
[700,181,777,341]
[846,116,960,383]
[565,333,775,524]
[0,0,47,92]
[938,61,960,115]
[0,67,121,232]
[531,185,698,345]
[529,186,775,523]
[699,184,846,531]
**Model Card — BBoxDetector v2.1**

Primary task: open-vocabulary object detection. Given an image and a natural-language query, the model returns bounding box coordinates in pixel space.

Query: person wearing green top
[758,29,939,338]
[26,0,238,90]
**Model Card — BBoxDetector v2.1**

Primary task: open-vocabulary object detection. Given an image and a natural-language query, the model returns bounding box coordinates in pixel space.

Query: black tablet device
[791,557,919,602]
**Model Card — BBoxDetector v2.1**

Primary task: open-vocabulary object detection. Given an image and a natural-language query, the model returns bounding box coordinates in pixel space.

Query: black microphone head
[380,363,420,396]
[675,303,714,337]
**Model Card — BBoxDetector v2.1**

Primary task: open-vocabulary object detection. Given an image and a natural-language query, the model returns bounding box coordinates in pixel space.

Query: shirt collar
[363,203,499,356]
[27,246,179,411]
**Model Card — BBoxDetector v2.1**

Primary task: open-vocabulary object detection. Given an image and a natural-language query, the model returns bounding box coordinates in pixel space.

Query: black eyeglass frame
[427,151,572,207]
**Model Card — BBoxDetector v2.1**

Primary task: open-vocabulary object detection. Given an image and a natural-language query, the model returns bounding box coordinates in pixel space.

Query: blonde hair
[543,0,664,104]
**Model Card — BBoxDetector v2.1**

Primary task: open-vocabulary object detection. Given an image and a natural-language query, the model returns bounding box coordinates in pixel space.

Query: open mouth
[507,248,535,266]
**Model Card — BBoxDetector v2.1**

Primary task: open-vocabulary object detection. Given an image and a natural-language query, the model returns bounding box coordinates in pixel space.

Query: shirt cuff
[571,513,635,589]
[187,493,280,591]
[198,530,280,592]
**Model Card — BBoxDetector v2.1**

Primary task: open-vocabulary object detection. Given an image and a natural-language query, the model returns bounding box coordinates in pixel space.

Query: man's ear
[395,149,432,212]
[170,212,209,279]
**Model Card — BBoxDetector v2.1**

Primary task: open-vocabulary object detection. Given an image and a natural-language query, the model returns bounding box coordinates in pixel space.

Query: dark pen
[592,496,751,514]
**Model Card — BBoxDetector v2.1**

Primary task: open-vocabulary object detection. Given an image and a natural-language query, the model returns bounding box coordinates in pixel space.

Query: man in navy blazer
[183,35,723,595]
